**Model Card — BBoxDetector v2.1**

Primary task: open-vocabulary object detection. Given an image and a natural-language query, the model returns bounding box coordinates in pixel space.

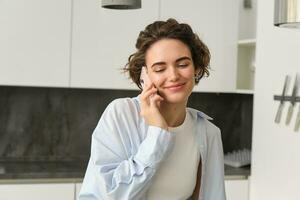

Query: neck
[160,101,187,127]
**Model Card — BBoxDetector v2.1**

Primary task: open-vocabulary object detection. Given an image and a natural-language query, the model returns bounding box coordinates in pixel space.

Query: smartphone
[140,67,151,89]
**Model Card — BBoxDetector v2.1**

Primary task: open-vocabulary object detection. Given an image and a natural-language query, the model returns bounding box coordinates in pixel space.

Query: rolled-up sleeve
[79,99,174,200]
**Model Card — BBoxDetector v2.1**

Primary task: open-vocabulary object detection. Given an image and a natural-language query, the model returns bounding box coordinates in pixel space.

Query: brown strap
[191,159,202,200]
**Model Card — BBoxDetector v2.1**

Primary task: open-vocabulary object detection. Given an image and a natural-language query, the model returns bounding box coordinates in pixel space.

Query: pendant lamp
[274,0,300,28]
[102,0,141,9]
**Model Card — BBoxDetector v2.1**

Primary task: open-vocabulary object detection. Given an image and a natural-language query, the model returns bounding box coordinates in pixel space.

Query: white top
[79,96,226,200]
[146,111,200,200]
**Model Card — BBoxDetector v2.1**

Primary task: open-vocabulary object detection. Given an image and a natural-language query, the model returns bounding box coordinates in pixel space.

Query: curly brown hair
[123,18,210,89]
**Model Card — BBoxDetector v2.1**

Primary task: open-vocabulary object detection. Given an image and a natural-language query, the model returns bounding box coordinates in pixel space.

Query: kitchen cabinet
[0,0,71,87]
[160,0,239,93]
[70,0,160,89]
[0,183,74,200]
[0,0,256,93]
[71,0,244,93]
[225,179,249,200]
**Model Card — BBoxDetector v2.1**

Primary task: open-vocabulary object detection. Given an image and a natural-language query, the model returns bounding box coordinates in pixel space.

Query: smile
[165,83,186,91]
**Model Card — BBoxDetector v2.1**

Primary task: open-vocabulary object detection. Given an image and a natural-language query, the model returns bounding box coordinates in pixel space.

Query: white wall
[250,0,300,200]
[238,0,257,40]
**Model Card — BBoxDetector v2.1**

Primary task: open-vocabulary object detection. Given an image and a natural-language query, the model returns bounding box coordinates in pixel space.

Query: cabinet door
[71,0,159,89]
[0,183,74,200]
[225,179,249,200]
[0,0,71,87]
[160,0,239,93]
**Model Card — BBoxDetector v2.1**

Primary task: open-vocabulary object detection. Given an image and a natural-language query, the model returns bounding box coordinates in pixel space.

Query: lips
[164,83,186,91]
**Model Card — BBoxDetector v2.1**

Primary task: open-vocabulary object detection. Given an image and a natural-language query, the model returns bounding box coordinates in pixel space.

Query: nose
[168,67,180,81]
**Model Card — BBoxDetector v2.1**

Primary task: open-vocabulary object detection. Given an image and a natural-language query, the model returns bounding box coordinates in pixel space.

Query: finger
[155,94,164,107]
[150,93,164,107]
[140,83,153,97]
[140,87,157,109]
[141,86,157,100]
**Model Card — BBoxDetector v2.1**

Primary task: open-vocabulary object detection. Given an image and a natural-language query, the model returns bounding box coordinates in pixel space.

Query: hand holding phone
[139,67,168,130]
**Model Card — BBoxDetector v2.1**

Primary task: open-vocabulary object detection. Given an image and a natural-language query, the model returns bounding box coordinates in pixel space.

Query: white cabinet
[0,0,253,93]
[0,0,71,87]
[0,183,74,200]
[225,179,249,200]
[70,0,160,90]
[71,0,242,93]
[160,0,239,93]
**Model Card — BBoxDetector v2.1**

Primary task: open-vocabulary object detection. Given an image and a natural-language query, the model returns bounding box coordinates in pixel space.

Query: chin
[162,92,191,104]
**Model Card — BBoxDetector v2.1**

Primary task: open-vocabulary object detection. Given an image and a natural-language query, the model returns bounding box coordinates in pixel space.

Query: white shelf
[235,89,254,94]
[238,39,256,47]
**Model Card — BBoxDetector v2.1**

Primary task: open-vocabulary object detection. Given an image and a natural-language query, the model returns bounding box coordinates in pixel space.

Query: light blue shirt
[79,96,226,200]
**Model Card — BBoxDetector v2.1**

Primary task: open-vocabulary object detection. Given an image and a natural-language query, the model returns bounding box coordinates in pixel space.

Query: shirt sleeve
[79,98,175,200]
[201,124,226,200]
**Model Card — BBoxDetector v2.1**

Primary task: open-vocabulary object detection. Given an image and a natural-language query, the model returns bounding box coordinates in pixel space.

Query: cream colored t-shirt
[146,110,200,200]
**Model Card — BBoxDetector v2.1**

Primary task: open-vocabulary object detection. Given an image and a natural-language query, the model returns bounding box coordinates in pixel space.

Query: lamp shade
[274,0,300,28]
[102,0,141,9]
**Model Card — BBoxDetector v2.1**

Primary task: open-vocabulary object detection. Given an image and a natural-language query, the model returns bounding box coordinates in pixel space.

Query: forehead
[145,39,192,64]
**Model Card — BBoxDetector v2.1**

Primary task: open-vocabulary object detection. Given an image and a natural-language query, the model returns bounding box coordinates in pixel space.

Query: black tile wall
[0,86,252,162]
[188,92,253,153]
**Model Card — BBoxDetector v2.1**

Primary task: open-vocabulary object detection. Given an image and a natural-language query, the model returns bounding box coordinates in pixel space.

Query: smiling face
[145,38,199,104]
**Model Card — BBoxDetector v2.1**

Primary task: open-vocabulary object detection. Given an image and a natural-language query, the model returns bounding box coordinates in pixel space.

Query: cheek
[149,73,165,86]
[183,68,196,80]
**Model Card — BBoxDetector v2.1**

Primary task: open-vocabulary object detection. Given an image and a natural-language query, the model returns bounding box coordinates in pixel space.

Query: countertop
[0,161,250,184]
[0,161,86,183]
[224,164,250,180]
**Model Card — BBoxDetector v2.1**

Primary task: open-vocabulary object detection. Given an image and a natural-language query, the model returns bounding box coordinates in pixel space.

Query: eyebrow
[150,56,192,68]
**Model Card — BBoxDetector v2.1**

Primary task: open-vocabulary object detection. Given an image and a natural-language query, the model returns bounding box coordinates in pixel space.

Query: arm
[79,99,174,200]
[201,124,226,200]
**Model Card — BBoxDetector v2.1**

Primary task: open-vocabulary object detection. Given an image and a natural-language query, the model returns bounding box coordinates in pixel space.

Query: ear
[195,67,201,75]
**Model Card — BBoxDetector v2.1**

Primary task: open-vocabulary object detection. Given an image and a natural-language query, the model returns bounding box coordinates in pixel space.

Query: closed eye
[178,63,189,68]
[154,69,165,73]
[153,66,166,72]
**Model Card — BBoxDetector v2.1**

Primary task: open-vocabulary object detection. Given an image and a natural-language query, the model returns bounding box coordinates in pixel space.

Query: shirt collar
[187,107,213,120]
[197,111,213,120]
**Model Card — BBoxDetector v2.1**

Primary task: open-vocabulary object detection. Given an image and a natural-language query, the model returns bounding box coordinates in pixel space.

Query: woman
[79,18,225,200]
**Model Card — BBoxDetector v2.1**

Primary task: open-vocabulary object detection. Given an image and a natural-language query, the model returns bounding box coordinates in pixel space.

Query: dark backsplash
[0,86,252,162]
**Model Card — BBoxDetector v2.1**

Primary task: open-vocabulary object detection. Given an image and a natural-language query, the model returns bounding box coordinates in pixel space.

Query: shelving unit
[235,89,254,94]
[238,39,256,47]
[236,0,257,93]
[236,39,256,91]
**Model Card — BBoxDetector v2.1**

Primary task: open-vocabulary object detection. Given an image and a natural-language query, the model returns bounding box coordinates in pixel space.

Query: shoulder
[97,97,142,131]
[205,120,221,137]
[94,96,141,137]
[104,97,140,117]
[107,97,138,110]
[187,107,221,139]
